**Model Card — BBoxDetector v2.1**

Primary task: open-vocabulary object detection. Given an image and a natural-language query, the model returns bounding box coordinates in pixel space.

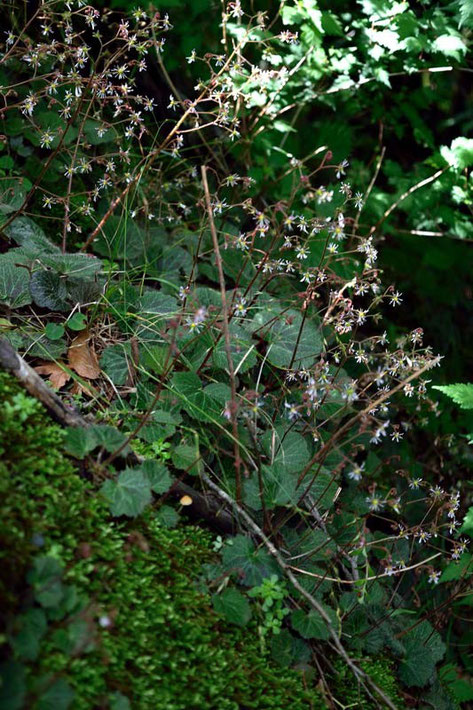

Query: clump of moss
[332,656,405,709]
[0,374,317,709]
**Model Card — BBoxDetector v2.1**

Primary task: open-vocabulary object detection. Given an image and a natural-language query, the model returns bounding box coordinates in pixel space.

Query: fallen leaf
[68,330,100,379]
[35,361,71,389]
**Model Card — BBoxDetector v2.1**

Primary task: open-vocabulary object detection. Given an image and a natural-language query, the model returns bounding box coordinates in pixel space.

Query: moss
[331,656,405,709]
[0,373,318,709]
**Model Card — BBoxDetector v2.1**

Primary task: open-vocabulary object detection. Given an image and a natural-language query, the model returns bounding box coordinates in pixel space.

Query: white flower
[348,462,365,482]
[417,529,432,544]
[285,402,300,421]
[389,290,403,307]
[367,495,384,512]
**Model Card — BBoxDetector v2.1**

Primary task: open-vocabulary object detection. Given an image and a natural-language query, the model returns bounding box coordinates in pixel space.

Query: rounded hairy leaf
[212,588,252,627]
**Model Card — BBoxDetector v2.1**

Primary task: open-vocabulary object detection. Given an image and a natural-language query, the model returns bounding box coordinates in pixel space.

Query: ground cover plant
[0,1,473,708]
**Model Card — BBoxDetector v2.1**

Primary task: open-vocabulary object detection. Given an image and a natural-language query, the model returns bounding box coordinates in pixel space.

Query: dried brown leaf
[68,330,100,379]
[35,361,71,389]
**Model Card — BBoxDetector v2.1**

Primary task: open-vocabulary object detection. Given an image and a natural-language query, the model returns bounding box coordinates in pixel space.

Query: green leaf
[432,34,467,58]
[36,677,74,710]
[139,290,177,315]
[0,662,26,710]
[211,324,256,373]
[27,556,64,608]
[261,429,310,473]
[433,383,473,409]
[0,260,32,308]
[38,252,102,279]
[100,343,132,386]
[259,311,323,369]
[212,588,252,627]
[101,468,152,517]
[154,505,179,528]
[440,138,473,171]
[399,646,435,687]
[291,604,336,640]
[399,621,446,688]
[5,216,60,254]
[30,271,69,311]
[458,0,473,28]
[45,323,65,340]
[66,312,87,331]
[109,692,132,710]
[460,506,473,535]
[0,178,25,214]
[140,459,173,494]
[170,372,223,422]
[439,553,472,583]
[172,444,202,475]
[89,424,129,454]
[64,426,99,458]
[12,609,47,661]
[222,535,277,586]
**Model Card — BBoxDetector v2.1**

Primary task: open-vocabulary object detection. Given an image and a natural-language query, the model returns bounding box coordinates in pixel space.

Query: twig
[369,168,448,235]
[288,552,441,584]
[201,165,242,503]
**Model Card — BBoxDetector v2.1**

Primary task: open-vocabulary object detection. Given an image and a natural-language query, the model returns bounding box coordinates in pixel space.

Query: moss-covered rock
[0,373,317,709]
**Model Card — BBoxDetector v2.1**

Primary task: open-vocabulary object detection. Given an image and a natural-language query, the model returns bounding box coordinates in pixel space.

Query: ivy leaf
[433,383,473,409]
[212,588,252,627]
[140,459,173,494]
[30,271,69,311]
[101,468,152,517]
[222,535,277,586]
